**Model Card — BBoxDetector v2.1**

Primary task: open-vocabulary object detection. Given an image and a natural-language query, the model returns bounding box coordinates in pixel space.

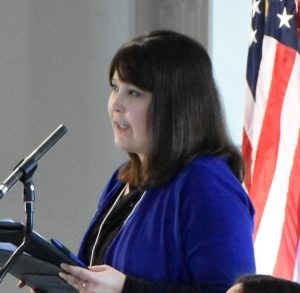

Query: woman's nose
[110,91,125,112]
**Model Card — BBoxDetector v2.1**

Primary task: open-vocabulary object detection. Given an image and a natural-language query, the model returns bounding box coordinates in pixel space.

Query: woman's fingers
[59,263,125,293]
[17,280,26,288]
[17,280,41,292]
[60,263,90,280]
[59,263,91,291]
[59,271,85,291]
[88,265,109,272]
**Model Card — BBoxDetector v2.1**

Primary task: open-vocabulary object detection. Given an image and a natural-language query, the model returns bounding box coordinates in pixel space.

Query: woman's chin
[114,141,131,153]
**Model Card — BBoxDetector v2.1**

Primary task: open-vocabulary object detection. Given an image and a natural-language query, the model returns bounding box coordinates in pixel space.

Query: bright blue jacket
[78,156,256,291]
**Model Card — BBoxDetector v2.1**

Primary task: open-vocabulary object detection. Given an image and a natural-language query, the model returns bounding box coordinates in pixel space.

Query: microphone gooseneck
[0,124,67,200]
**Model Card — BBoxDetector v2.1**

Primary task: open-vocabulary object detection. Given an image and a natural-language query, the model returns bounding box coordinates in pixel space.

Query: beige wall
[135,0,208,48]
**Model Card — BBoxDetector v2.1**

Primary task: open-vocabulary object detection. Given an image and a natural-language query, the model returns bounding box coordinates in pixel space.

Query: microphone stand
[0,159,37,283]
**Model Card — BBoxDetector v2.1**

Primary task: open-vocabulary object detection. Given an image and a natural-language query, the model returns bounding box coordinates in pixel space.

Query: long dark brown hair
[109,30,244,189]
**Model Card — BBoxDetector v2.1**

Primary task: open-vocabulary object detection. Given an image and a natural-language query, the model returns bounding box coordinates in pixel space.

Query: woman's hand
[59,263,126,293]
[17,280,41,292]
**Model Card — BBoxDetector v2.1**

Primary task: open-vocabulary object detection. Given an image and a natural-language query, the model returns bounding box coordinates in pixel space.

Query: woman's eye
[129,90,141,97]
[111,83,118,92]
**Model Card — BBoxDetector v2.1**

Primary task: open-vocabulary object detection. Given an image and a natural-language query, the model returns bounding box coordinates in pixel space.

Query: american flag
[242,0,300,281]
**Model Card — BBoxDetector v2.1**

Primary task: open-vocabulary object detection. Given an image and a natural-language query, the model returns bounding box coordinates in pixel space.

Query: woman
[21,30,256,292]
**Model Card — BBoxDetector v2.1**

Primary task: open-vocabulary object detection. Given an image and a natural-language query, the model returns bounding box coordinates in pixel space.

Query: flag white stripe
[244,84,255,140]
[244,85,255,138]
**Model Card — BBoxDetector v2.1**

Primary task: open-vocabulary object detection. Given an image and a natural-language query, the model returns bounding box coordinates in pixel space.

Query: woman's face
[108,71,152,162]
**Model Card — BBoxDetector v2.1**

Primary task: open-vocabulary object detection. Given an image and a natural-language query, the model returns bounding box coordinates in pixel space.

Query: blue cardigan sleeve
[180,162,255,287]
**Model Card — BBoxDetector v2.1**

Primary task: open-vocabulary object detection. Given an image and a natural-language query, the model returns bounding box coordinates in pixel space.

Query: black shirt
[85,186,144,265]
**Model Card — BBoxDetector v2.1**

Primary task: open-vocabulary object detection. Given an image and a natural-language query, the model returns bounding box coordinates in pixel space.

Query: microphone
[0,124,67,200]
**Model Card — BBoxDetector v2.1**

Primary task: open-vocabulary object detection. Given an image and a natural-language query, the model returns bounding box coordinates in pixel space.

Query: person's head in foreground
[227,274,300,293]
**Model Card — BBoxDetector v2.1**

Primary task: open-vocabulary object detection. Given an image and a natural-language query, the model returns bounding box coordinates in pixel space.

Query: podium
[0,221,79,292]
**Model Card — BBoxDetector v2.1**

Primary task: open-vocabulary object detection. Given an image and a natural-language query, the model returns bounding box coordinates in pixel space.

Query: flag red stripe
[242,127,252,192]
[250,43,296,238]
[273,132,300,279]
